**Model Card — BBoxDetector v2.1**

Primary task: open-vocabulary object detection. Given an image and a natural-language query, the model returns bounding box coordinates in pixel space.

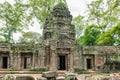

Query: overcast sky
[66,0,94,17]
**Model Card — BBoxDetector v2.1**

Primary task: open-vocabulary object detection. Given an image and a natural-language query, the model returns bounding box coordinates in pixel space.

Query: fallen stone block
[56,76,65,80]
[42,71,56,78]
[65,72,77,80]
[37,77,47,80]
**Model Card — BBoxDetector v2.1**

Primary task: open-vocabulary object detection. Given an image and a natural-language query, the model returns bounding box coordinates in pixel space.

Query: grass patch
[30,68,48,73]
[74,68,88,74]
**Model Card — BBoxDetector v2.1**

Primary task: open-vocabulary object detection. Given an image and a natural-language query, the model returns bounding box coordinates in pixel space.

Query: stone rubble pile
[110,72,120,80]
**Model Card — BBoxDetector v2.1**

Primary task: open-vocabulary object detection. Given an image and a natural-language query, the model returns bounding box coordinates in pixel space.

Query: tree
[0,1,27,42]
[87,0,120,33]
[76,0,120,46]
[97,23,120,45]
[19,31,43,44]
[77,25,101,46]
[72,15,85,38]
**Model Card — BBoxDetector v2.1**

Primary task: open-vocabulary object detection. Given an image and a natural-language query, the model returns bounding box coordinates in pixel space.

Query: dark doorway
[59,56,66,70]
[24,57,30,69]
[2,57,8,69]
[24,57,27,69]
[87,59,92,69]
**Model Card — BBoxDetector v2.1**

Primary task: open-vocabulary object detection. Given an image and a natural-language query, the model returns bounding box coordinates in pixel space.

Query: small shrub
[30,68,48,73]
[74,68,87,74]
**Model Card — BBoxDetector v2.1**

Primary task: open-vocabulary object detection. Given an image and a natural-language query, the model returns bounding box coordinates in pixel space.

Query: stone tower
[43,3,75,71]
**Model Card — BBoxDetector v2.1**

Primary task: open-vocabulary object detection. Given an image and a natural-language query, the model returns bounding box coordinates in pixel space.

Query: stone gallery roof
[83,46,120,54]
[0,42,41,53]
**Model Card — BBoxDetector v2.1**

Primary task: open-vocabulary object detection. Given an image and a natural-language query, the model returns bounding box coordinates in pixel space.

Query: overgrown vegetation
[74,68,88,74]
[30,68,48,73]
[73,0,120,46]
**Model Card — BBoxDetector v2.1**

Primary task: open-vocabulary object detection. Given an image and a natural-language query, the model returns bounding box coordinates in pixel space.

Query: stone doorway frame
[86,58,92,69]
[84,54,95,70]
[21,53,33,69]
[2,56,8,69]
[58,55,67,70]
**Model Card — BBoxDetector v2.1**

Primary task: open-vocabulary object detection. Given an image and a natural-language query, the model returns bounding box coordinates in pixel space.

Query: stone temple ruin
[0,3,120,80]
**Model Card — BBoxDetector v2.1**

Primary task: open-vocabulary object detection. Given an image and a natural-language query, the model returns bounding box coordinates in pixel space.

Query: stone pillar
[9,52,13,69]
[34,53,38,68]
[17,53,21,70]
[32,53,35,69]
[38,50,45,68]
[50,50,57,71]
[0,55,2,69]
[13,54,18,69]
[67,54,70,71]
[69,50,74,72]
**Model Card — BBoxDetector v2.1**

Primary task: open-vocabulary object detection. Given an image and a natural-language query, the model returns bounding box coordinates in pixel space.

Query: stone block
[65,72,76,76]
[56,76,65,80]
[42,71,56,78]
[37,77,47,80]
[65,72,77,80]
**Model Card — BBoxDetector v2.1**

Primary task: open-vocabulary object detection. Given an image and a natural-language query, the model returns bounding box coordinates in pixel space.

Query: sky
[0,0,94,41]
[66,0,94,17]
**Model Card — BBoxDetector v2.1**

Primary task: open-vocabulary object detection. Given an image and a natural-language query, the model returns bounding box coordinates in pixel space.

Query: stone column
[42,50,46,68]
[67,54,70,71]
[17,53,21,70]
[9,52,13,69]
[32,53,35,69]
[0,55,2,69]
[70,51,74,72]
[50,50,57,71]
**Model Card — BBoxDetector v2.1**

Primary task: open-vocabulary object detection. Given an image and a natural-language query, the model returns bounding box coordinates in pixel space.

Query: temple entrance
[24,57,30,69]
[87,59,92,69]
[2,57,8,69]
[58,55,66,70]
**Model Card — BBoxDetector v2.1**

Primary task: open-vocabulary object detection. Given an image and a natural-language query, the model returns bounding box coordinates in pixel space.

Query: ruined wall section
[0,43,45,70]
[74,43,83,69]
[82,46,120,70]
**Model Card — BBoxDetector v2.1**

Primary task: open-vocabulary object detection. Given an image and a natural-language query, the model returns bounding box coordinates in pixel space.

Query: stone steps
[0,70,38,74]
[56,70,66,77]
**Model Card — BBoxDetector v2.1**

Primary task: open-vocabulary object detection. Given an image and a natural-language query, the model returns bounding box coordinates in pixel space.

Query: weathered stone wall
[74,46,120,70]
[74,43,83,69]
[0,43,45,70]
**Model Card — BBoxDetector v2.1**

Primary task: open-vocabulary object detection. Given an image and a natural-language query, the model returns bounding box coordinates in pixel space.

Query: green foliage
[97,23,120,45]
[77,25,101,46]
[0,1,28,42]
[74,68,87,74]
[6,77,14,80]
[97,31,115,46]
[76,0,120,46]
[19,31,43,44]
[87,0,120,33]
[30,68,48,73]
